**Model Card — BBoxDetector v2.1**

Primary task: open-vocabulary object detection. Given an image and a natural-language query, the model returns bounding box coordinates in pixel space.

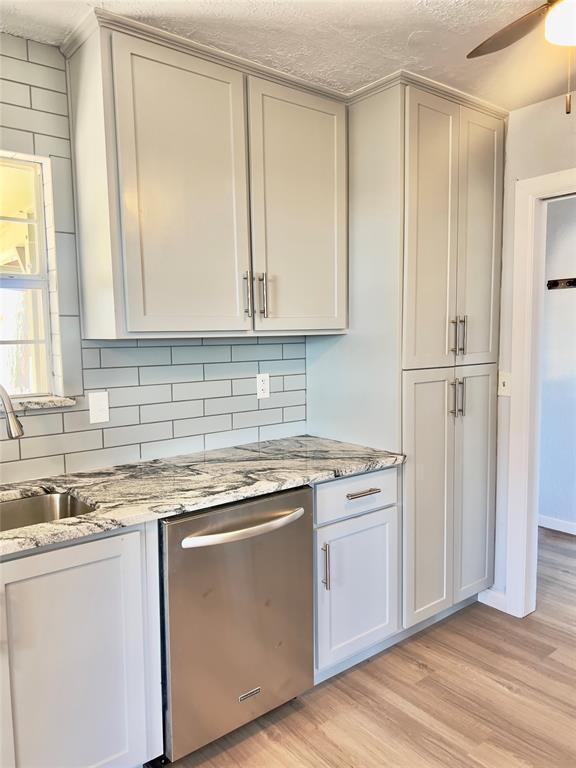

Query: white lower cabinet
[0,530,161,768]
[316,507,400,671]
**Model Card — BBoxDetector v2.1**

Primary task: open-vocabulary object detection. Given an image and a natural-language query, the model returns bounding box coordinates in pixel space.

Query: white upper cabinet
[248,78,347,331]
[69,28,348,338]
[403,87,503,369]
[456,108,503,366]
[112,35,251,333]
[403,87,460,370]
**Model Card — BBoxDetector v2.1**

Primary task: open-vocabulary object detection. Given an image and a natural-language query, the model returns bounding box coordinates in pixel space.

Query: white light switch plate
[498,372,511,397]
[88,391,110,423]
[256,373,270,399]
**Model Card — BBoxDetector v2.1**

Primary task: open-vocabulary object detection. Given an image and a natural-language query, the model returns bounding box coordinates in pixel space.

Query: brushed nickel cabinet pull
[242,271,253,317]
[449,380,458,416]
[458,315,467,355]
[450,317,460,353]
[257,273,269,317]
[458,378,466,417]
[345,487,382,501]
[322,543,331,590]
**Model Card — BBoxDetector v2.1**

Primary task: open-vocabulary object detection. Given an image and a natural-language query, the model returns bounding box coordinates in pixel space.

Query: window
[0,156,52,396]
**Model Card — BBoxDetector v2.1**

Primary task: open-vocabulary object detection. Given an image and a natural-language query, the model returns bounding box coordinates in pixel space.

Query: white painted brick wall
[0,33,308,483]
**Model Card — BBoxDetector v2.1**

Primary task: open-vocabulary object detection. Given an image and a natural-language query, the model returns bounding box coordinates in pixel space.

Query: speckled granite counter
[0,436,404,558]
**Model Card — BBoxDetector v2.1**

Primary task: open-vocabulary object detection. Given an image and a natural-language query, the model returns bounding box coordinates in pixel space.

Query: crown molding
[60,8,508,117]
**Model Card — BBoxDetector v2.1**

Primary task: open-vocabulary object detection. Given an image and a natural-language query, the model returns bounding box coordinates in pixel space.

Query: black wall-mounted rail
[547,278,576,290]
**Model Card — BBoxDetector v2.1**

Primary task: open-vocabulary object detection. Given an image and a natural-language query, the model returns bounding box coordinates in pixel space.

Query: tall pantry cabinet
[306,77,504,629]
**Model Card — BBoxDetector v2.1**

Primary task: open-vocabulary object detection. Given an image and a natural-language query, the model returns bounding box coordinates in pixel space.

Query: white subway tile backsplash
[283,343,306,359]
[139,364,203,385]
[140,400,203,424]
[0,125,33,152]
[0,440,20,463]
[284,374,306,391]
[172,345,231,364]
[103,421,172,448]
[30,86,68,115]
[284,405,306,422]
[27,40,65,70]
[84,367,139,389]
[65,445,141,474]
[259,390,305,410]
[0,102,69,138]
[174,414,231,438]
[260,359,305,376]
[0,455,65,483]
[108,384,172,407]
[100,346,171,368]
[0,78,30,107]
[231,344,282,361]
[0,33,27,60]
[233,409,283,429]
[140,435,204,460]
[205,428,259,450]
[0,55,67,91]
[82,348,100,369]
[204,361,258,380]
[205,395,258,416]
[259,421,307,441]
[172,380,231,401]
[20,430,102,459]
[34,134,70,158]
[64,406,140,433]
[1,413,62,440]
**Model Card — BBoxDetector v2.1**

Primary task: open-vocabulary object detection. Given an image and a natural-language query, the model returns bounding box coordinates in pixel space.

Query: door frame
[496,168,576,618]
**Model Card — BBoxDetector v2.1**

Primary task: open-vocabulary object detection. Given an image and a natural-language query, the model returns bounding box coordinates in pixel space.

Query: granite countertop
[0,435,404,558]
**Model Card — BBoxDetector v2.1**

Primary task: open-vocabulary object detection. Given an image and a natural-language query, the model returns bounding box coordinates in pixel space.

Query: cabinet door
[403,368,455,628]
[454,364,497,601]
[112,34,251,332]
[0,533,147,768]
[403,87,460,370]
[248,77,347,331]
[316,507,400,670]
[456,109,503,365]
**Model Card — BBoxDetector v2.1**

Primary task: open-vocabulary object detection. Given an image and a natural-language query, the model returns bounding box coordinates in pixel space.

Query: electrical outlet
[88,391,110,423]
[256,373,270,400]
[498,372,511,397]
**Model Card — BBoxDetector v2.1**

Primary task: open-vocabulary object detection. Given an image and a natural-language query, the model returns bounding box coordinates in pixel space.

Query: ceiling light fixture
[544,0,576,45]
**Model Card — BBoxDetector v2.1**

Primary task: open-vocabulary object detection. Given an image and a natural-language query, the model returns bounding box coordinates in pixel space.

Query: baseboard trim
[478,587,508,613]
[539,516,576,536]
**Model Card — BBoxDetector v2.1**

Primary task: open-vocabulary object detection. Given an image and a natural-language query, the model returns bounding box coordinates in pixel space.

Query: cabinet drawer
[315,469,397,526]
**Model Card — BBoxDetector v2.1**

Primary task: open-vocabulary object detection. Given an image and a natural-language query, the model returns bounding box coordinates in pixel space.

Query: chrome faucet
[0,384,24,439]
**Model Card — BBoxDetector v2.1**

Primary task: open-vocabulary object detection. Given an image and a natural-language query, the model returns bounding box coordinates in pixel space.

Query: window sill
[12,396,77,412]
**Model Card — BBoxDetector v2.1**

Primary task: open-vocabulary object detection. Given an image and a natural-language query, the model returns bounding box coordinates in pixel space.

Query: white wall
[495,96,576,589]
[538,196,576,534]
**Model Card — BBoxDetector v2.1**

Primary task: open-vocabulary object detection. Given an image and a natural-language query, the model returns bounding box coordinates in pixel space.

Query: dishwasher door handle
[181,507,305,548]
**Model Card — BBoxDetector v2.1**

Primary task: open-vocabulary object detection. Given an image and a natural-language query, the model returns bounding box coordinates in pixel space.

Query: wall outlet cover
[256,373,270,399]
[88,390,110,423]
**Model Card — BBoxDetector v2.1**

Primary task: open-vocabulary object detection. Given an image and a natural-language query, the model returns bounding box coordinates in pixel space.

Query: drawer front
[315,469,397,526]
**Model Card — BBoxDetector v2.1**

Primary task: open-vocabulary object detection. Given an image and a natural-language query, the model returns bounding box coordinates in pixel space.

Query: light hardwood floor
[176,528,576,768]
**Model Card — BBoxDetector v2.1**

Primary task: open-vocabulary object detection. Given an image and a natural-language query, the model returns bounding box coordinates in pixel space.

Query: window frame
[0,152,55,398]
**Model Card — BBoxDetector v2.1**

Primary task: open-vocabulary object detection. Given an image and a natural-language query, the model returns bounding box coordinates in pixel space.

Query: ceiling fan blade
[467,2,551,59]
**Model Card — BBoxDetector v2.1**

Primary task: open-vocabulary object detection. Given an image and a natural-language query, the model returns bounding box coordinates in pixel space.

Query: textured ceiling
[0,0,572,109]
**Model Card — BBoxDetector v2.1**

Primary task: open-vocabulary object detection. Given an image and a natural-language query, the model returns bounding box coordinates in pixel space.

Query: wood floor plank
[174,528,576,768]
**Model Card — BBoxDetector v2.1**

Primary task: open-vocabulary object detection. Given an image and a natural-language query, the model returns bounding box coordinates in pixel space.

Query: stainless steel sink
[0,493,95,532]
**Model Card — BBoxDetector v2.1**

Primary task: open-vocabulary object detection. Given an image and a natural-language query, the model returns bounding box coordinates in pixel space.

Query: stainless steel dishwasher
[161,487,313,761]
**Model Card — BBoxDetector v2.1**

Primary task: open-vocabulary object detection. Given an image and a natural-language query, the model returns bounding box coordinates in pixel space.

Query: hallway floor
[177,528,576,768]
